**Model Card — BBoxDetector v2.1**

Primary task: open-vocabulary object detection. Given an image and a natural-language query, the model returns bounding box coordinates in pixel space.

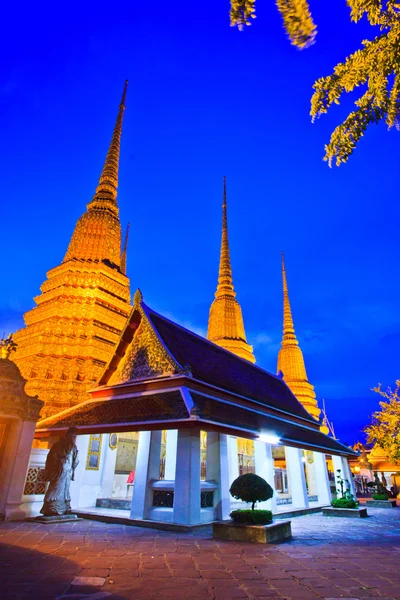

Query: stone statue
[40,427,79,516]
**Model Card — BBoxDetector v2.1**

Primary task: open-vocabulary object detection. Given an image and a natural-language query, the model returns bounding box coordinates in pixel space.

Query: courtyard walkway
[1,508,399,600]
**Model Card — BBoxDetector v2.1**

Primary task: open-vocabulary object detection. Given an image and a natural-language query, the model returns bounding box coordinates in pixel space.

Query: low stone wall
[212,520,292,544]
[322,507,368,518]
[366,499,397,508]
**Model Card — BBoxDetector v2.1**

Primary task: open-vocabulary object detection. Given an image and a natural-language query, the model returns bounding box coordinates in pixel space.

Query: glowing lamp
[258,433,280,445]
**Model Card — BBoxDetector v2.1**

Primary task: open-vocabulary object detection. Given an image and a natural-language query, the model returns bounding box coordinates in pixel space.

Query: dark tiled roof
[37,391,188,430]
[145,306,316,424]
[191,392,355,456]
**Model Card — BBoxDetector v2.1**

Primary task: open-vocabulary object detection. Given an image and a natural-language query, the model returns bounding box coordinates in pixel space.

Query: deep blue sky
[1,1,399,444]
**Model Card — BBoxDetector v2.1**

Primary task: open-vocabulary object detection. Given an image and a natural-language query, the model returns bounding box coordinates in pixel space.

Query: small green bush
[230,509,273,525]
[331,497,358,509]
[230,473,274,510]
[372,493,389,500]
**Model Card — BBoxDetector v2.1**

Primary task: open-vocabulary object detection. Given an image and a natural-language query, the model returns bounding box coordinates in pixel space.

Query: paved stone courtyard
[1,508,400,600]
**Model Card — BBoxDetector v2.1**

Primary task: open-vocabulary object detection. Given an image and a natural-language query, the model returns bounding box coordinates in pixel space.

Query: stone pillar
[313,452,332,505]
[3,421,36,520]
[164,429,178,480]
[331,454,344,497]
[206,432,231,520]
[285,446,309,509]
[254,440,277,513]
[173,428,201,525]
[130,430,162,520]
[227,435,239,484]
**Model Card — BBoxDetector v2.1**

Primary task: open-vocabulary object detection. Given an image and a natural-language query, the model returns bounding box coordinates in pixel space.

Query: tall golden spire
[120,222,130,275]
[89,80,128,213]
[12,82,132,419]
[277,253,320,419]
[207,177,255,363]
[63,81,128,269]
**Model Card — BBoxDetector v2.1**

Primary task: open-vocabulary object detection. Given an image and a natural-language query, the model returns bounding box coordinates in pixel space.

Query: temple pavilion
[6,82,356,526]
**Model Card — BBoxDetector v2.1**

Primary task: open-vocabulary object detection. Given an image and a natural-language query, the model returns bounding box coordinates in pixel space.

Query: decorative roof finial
[133,288,143,307]
[120,222,130,275]
[89,80,128,211]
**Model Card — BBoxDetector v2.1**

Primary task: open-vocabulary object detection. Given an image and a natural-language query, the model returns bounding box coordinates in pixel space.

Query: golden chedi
[12,82,131,419]
[277,253,321,420]
[207,177,255,363]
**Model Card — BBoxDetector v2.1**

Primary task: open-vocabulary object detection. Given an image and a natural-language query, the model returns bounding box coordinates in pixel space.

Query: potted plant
[322,469,368,518]
[212,473,292,543]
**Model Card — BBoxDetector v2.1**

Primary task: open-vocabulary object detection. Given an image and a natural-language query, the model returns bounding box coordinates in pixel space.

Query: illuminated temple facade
[12,82,132,419]
[207,177,255,364]
[1,83,353,526]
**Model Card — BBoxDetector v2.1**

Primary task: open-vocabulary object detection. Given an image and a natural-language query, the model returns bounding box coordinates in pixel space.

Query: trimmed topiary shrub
[230,509,272,525]
[230,473,274,510]
[372,493,389,500]
[331,497,358,509]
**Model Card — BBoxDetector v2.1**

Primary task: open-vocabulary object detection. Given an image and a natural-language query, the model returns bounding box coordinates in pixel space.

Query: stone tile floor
[1,507,400,600]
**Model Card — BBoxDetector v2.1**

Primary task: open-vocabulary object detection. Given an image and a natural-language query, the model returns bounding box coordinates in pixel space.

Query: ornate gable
[106,290,184,386]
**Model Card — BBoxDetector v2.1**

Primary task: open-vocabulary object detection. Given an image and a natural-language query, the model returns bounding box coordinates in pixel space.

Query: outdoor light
[259,433,280,445]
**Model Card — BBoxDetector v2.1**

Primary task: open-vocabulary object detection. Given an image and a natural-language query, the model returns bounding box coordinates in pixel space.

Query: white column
[332,454,345,497]
[342,457,357,496]
[164,429,178,480]
[173,429,201,525]
[313,452,332,505]
[4,421,36,520]
[285,446,309,509]
[254,441,277,513]
[130,430,162,519]
[227,435,239,485]
[207,432,231,520]
[100,435,118,498]
[305,459,318,497]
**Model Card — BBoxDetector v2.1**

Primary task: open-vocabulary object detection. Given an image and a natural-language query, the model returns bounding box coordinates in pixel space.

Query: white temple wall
[71,434,109,509]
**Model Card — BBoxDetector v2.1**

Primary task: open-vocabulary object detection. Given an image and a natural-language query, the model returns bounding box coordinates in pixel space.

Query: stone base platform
[27,513,82,524]
[322,507,368,518]
[96,497,130,510]
[212,519,292,544]
[366,499,397,508]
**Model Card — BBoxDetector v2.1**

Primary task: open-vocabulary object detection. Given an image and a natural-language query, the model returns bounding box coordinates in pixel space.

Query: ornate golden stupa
[12,82,132,419]
[207,177,255,363]
[277,253,320,420]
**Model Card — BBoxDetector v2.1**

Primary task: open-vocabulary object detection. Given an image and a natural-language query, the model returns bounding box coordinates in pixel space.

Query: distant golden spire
[216,176,235,298]
[207,177,255,363]
[89,80,128,213]
[64,81,128,268]
[277,253,320,419]
[120,222,130,275]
